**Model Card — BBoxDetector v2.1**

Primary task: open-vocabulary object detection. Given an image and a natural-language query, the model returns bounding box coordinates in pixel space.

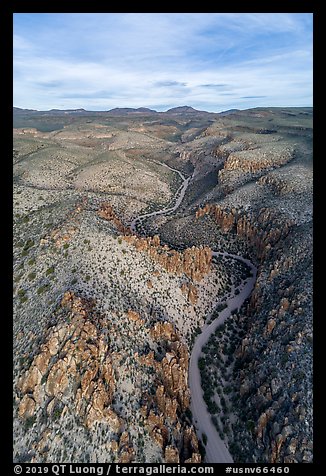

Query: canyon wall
[196,203,312,463]
[123,234,212,282]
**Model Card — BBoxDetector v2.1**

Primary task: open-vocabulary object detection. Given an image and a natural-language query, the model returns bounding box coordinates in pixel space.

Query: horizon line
[13,104,313,114]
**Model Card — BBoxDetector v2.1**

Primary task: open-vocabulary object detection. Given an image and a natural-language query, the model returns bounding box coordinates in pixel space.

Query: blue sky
[13,13,313,112]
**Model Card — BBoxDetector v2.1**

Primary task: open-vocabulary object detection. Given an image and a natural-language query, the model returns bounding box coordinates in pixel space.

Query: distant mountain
[13,107,38,114]
[218,108,240,115]
[165,106,207,114]
[13,107,90,116]
[107,107,157,115]
[48,108,87,114]
[14,105,215,116]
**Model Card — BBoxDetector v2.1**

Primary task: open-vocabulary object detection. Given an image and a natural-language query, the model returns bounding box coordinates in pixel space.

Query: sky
[13,13,313,112]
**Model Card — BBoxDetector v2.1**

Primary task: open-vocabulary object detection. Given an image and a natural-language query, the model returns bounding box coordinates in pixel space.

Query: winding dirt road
[131,159,257,463]
[130,161,191,233]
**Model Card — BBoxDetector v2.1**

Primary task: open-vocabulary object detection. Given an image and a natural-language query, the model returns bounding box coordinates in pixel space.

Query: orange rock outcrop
[142,320,201,463]
[196,204,294,261]
[18,291,120,431]
[181,282,198,305]
[98,202,131,234]
[126,309,145,326]
[123,234,212,282]
[165,446,180,463]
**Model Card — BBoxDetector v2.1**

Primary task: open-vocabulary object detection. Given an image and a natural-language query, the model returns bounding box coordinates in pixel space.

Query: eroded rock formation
[49,197,88,248]
[164,445,180,463]
[195,193,312,463]
[222,147,293,174]
[126,309,145,327]
[18,291,120,432]
[123,234,212,282]
[196,204,294,261]
[140,320,201,463]
[181,282,198,305]
[196,204,235,233]
[98,202,131,235]
[157,341,190,412]
[150,321,178,342]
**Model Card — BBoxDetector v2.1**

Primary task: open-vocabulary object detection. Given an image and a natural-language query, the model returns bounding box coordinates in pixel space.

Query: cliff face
[222,147,293,174]
[206,138,296,196]
[196,204,294,261]
[123,234,212,282]
[196,204,236,233]
[258,174,290,195]
[157,340,190,412]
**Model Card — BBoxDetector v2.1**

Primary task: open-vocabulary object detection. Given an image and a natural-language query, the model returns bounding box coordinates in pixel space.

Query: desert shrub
[23,239,34,251]
[198,440,206,459]
[52,405,64,421]
[46,266,55,276]
[37,284,49,294]
[247,420,255,434]
[198,357,206,371]
[24,416,36,430]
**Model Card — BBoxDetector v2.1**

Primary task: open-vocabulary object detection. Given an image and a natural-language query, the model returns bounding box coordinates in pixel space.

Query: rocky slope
[15,290,201,463]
